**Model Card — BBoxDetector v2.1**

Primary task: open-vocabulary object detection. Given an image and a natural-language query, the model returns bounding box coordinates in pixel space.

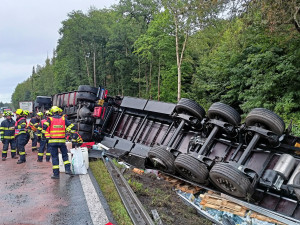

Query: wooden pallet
[200,192,248,217]
[250,212,286,225]
[159,173,201,194]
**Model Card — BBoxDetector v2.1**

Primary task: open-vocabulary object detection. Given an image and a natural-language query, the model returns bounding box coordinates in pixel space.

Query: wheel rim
[150,157,167,170]
[177,165,198,180]
[215,176,237,193]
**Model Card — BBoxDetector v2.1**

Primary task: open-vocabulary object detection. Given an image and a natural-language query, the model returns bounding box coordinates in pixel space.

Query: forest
[11,0,300,130]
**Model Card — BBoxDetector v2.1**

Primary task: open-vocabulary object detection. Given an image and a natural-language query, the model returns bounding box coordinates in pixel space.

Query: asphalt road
[0,141,113,225]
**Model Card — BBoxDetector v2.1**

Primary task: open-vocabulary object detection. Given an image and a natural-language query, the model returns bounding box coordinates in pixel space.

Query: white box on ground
[59,153,72,173]
[70,147,89,169]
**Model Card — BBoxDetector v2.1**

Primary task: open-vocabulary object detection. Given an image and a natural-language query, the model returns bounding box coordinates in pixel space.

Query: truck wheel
[209,163,252,198]
[36,96,52,105]
[174,154,208,184]
[78,131,92,142]
[77,92,97,102]
[148,146,175,173]
[78,85,98,95]
[175,98,206,120]
[207,102,241,126]
[79,123,93,132]
[245,108,285,135]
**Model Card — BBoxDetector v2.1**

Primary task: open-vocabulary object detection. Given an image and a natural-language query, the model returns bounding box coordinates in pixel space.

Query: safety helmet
[23,110,29,116]
[37,112,43,117]
[3,111,8,116]
[58,107,63,113]
[7,111,13,116]
[50,106,60,113]
[15,109,23,115]
[45,110,52,116]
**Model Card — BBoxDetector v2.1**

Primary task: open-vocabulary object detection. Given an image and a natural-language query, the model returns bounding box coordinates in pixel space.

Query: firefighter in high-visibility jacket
[42,106,75,179]
[28,112,42,152]
[15,109,28,164]
[0,111,17,160]
[37,111,52,162]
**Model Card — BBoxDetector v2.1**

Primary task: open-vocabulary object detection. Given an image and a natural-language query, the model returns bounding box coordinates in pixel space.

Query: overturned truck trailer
[50,85,300,223]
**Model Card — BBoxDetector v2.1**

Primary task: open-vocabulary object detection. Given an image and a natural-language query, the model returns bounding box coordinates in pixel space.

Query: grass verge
[89,160,133,225]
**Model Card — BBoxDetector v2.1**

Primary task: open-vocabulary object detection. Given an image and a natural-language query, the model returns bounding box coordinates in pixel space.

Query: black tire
[209,163,252,198]
[78,131,92,142]
[36,96,52,104]
[78,123,93,132]
[174,154,208,184]
[245,108,285,135]
[148,146,175,173]
[78,85,98,95]
[76,92,97,102]
[207,102,241,126]
[175,98,206,120]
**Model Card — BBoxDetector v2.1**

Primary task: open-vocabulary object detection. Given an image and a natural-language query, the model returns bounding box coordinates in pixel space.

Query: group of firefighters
[0,106,83,179]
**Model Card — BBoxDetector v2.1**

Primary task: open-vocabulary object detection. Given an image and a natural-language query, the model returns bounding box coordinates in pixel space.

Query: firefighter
[42,106,75,179]
[22,110,31,145]
[15,109,28,164]
[37,111,51,162]
[0,111,17,160]
[70,130,83,148]
[28,112,42,152]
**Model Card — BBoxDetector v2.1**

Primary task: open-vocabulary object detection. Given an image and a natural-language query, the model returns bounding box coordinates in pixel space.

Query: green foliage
[10,0,300,129]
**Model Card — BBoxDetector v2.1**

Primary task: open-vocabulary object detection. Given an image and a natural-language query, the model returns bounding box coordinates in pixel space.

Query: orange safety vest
[15,117,26,136]
[49,116,65,139]
[41,119,50,138]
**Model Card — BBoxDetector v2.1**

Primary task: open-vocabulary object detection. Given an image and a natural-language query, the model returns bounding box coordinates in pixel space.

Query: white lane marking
[80,174,109,225]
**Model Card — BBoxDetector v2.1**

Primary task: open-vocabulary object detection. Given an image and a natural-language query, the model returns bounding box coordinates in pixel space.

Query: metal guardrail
[102,156,155,225]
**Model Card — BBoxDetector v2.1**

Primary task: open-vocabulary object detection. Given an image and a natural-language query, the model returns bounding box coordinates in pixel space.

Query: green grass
[90,160,133,225]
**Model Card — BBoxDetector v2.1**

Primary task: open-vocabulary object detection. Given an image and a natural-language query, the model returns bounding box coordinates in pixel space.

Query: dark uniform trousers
[48,143,70,176]
[2,139,17,158]
[38,139,51,161]
[16,134,27,162]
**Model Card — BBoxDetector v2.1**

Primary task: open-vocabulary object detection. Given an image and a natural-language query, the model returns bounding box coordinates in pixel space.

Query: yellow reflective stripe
[19,152,26,155]
[2,127,14,130]
[21,122,27,125]
[50,130,65,133]
[53,165,59,169]
[46,153,51,156]
[11,150,16,153]
[4,136,15,139]
[50,134,65,137]
[48,139,66,143]
[2,151,7,153]
[32,147,37,149]
[64,160,70,165]
[38,153,44,156]
[44,122,49,126]
[41,130,46,133]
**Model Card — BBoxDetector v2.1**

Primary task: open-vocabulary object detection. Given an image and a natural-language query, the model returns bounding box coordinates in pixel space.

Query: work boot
[51,174,60,179]
[17,160,26,164]
[65,170,74,176]
[12,156,18,159]
[2,157,6,161]
[37,159,42,162]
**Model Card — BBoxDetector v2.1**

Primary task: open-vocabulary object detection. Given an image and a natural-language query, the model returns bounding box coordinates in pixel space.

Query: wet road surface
[0,141,111,225]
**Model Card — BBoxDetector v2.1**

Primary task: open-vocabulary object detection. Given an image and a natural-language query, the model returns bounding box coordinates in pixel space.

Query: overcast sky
[0,0,117,103]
